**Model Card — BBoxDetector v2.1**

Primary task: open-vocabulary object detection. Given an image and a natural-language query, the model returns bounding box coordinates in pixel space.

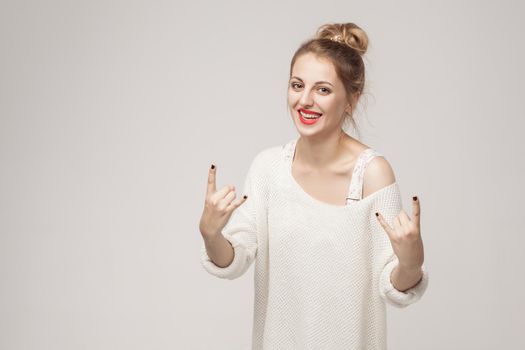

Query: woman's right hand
[199,164,248,239]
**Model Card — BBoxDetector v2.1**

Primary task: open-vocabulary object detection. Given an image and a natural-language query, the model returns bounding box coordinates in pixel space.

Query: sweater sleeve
[200,158,259,280]
[370,182,429,308]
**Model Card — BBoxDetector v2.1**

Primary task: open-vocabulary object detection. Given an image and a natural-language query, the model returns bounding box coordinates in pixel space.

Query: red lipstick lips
[297,108,323,125]
[298,108,322,116]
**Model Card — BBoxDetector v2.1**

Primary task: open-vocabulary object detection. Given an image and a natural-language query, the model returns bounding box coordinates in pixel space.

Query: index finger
[412,195,420,227]
[206,164,217,196]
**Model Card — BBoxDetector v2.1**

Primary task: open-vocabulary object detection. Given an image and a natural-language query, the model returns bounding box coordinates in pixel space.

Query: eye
[319,87,331,94]
[290,82,302,89]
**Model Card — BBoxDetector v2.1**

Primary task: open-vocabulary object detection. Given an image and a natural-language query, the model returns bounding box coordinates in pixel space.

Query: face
[288,52,352,137]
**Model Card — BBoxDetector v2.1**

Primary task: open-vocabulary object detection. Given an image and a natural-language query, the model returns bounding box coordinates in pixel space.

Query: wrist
[397,261,423,273]
[201,230,219,242]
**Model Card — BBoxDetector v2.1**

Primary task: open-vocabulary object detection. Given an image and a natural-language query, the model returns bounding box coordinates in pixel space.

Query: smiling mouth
[298,109,322,119]
[297,110,322,125]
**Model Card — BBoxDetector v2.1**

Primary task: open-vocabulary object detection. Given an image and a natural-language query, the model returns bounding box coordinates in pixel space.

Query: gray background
[1,0,524,349]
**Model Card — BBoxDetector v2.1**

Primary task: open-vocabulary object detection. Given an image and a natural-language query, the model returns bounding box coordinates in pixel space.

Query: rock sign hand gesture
[199,164,248,239]
[375,196,424,270]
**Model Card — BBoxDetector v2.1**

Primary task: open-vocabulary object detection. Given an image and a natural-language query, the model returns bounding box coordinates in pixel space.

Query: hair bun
[315,23,369,55]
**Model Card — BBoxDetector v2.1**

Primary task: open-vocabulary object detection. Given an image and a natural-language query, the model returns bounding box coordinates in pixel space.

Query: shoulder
[253,145,282,166]
[247,144,283,175]
[362,153,396,198]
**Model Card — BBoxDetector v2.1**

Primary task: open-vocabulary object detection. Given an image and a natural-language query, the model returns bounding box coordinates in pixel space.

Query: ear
[344,103,353,115]
[345,93,360,114]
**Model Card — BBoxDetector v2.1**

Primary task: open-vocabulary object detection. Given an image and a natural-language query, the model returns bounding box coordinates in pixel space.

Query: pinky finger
[225,194,248,212]
[376,212,395,238]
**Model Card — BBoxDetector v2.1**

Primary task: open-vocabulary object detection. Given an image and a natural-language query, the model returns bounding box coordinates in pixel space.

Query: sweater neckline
[282,137,398,211]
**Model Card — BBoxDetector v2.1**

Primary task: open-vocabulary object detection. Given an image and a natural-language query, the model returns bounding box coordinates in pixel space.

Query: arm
[200,225,257,280]
[202,232,235,268]
[390,263,424,292]
[379,255,429,308]
[200,157,260,280]
[365,157,429,308]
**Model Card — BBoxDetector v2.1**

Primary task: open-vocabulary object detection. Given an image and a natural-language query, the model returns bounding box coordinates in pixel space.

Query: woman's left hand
[375,196,424,269]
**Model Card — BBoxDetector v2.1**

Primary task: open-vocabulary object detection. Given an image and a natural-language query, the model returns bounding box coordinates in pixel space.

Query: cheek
[322,96,343,112]
[287,91,298,105]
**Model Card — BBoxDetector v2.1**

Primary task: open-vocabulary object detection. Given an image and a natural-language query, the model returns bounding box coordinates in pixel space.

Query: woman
[199,22,429,350]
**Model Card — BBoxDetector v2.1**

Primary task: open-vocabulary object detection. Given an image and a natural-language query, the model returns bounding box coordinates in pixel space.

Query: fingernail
[211,164,215,169]
[243,195,247,199]
[375,212,378,216]
[413,196,417,201]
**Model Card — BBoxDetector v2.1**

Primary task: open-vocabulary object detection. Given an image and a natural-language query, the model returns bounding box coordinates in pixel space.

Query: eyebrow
[290,76,334,87]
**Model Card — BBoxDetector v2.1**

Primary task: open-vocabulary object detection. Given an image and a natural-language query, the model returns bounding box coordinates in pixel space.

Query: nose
[298,87,314,108]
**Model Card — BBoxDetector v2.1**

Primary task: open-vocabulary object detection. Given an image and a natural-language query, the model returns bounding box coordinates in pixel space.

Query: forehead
[291,53,338,83]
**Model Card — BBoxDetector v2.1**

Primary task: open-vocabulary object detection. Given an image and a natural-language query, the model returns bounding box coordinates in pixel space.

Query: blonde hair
[289,23,369,138]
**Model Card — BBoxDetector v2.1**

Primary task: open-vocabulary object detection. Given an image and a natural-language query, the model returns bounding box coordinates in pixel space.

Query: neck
[295,131,349,171]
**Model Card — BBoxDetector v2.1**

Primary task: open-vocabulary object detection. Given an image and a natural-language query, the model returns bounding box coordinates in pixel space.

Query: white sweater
[201,137,429,350]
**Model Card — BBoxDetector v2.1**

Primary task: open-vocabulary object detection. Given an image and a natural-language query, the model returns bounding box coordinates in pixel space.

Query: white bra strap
[346,149,383,202]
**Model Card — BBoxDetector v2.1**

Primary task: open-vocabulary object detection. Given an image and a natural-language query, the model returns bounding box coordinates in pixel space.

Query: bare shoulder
[362,155,396,198]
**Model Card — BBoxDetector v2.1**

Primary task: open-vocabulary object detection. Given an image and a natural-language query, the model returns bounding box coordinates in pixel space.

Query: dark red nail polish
[375,212,378,216]
[243,195,247,199]
[211,164,215,169]
[413,196,417,201]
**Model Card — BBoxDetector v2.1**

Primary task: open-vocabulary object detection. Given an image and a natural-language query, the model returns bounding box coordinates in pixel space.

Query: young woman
[199,22,429,350]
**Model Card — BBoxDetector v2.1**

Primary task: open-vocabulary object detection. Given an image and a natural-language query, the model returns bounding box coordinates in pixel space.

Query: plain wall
[1,0,524,349]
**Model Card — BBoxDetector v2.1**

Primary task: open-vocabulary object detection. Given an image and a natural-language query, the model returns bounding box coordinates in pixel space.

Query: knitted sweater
[201,137,429,350]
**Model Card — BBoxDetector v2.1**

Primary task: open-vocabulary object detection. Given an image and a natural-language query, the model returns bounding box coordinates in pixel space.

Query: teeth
[300,110,321,119]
